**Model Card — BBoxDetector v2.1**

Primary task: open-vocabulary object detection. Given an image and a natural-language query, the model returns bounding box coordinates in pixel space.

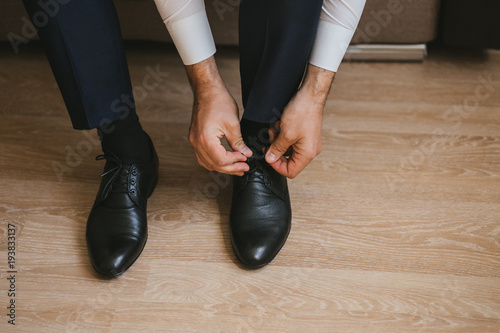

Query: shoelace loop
[244,154,271,184]
[96,152,130,200]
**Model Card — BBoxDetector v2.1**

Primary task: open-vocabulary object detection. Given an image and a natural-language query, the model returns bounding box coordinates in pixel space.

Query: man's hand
[265,64,335,178]
[186,57,252,176]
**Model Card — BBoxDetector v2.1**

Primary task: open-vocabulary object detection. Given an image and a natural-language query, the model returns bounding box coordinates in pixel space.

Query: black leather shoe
[86,135,158,276]
[230,154,291,268]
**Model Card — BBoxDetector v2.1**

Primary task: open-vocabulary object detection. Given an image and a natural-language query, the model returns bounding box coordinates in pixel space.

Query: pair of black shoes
[86,137,291,276]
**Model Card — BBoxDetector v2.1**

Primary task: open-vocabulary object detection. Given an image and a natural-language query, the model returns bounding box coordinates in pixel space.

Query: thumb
[226,129,252,158]
[266,134,292,164]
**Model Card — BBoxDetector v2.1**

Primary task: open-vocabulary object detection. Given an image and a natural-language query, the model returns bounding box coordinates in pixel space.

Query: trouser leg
[239,0,323,123]
[22,0,136,130]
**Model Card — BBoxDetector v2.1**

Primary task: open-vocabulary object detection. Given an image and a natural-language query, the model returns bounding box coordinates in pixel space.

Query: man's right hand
[186,57,252,176]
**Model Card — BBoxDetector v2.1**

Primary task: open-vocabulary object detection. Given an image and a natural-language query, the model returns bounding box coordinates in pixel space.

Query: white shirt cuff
[309,19,356,73]
[164,10,216,65]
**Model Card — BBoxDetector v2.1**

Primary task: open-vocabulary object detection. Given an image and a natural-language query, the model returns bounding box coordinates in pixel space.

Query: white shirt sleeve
[309,0,366,72]
[153,0,216,65]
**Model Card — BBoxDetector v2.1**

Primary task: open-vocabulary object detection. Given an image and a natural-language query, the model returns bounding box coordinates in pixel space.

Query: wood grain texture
[0,42,499,332]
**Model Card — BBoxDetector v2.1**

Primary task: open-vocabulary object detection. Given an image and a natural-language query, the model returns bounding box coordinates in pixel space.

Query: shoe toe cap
[86,206,147,276]
[231,229,289,268]
[87,235,146,276]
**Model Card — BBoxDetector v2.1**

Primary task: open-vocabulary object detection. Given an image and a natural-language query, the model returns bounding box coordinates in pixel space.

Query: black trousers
[22,0,323,130]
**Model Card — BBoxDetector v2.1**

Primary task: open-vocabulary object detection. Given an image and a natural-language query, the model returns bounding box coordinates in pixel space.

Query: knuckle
[228,121,239,132]
[195,157,205,166]
[188,134,195,145]
[197,135,207,146]
[273,143,288,153]
[303,151,316,161]
[281,131,295,143]
[232,137,244,147]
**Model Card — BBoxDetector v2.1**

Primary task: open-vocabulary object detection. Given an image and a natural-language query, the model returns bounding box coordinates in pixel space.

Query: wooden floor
[0,41,499,332]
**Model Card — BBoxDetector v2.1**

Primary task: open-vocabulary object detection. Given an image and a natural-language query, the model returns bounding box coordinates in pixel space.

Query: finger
[269,157,302,179]
[226,130,252,158]
[206,138,247,166]
[193,137,236,170]
[271,120,281,133]
[193,150,214,171]
[286,155,309,178]
[265,133,294,164]
[268,126,279,143]
[269,150,310,179]
[268,156,290,177]
[287,148,315,177]
[195,148,249,175]
[216,161,250,176]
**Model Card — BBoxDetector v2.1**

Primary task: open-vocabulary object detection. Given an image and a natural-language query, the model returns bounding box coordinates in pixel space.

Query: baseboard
[344,44,428,62]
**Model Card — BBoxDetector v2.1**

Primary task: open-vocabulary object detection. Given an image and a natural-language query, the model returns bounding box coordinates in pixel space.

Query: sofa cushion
[0,0,440,46]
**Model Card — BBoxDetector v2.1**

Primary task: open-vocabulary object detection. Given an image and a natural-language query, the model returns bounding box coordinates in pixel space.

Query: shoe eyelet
[130,189,136,195]
[130,179,136,185]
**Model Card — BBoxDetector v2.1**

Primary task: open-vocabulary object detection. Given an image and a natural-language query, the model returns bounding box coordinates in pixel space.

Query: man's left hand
[265,64,335,178]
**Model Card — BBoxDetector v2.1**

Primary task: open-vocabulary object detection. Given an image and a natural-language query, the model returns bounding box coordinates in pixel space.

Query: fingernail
[242,147,251,155]
[267,152,276,162]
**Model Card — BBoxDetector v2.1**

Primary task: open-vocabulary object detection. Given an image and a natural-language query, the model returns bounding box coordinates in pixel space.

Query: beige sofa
[0,0,440,46]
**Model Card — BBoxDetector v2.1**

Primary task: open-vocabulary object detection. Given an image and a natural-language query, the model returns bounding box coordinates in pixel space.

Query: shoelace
[96,152,130,200]
[244,154,271,184]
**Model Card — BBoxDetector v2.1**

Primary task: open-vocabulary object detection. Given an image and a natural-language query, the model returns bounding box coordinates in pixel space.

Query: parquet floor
[0,42,499,332]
